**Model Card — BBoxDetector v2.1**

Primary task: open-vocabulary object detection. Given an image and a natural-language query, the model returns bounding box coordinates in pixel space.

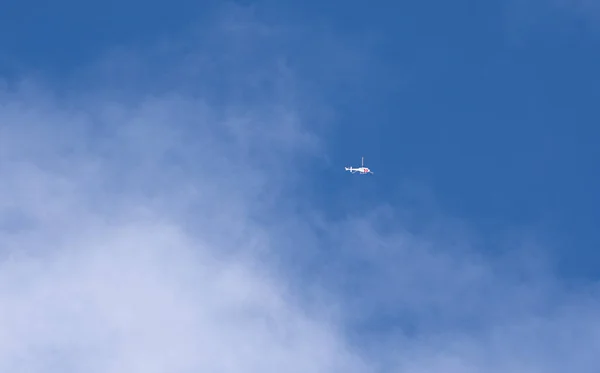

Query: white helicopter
[345,156,374,174]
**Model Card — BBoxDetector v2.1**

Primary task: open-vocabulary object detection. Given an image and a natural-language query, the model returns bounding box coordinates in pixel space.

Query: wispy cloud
[1,5,600,373]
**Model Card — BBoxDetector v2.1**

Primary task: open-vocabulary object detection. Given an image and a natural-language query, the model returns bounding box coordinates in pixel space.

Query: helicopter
[345,156,373,175]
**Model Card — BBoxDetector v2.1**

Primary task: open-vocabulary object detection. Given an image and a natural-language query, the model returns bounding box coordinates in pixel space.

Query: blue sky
[1,0,600,372]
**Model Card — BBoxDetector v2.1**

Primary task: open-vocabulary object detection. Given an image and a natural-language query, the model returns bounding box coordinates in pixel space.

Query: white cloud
[0,75,365,373]
[2,6,600,373]
[0,13,361,371]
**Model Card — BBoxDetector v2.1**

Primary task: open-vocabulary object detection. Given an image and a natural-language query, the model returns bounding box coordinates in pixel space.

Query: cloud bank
[1,7,600,373]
